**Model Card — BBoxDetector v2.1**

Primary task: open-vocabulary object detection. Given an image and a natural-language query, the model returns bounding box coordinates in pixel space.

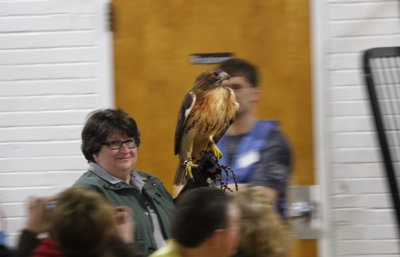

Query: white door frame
[311,1,331,257]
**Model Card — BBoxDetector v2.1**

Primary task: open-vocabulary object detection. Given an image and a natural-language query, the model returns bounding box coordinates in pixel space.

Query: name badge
[237,151,260,169]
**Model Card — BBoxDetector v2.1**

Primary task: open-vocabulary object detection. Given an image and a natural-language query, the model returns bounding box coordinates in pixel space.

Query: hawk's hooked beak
[219,71,230,81]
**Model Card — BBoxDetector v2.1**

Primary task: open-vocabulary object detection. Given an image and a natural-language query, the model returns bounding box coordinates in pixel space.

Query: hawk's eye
[213,71,219,77]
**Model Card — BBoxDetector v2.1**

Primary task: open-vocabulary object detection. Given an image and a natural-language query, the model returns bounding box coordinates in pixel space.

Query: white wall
[2,0,400,255]
[313,0,400,256]
[0,0,113,246]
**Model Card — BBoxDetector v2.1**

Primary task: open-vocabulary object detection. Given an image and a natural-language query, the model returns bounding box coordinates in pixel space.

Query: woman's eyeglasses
[101,139,137,150]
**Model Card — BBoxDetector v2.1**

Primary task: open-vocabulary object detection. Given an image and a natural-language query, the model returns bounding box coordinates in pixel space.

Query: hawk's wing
[174,91,196,185]
[213,114,235,144]
[174,91,196,155]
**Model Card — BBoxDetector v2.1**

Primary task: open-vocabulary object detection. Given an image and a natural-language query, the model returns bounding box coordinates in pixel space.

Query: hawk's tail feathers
[173,163,187,186]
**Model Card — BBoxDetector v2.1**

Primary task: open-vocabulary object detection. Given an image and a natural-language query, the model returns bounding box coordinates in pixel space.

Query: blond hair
[234,188,290,257]
[50,187,115,256]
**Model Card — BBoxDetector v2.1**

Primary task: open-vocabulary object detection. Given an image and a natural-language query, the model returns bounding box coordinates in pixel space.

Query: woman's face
[93,130,138,181]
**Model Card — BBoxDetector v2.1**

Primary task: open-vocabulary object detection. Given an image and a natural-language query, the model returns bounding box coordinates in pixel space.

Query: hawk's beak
[220,71,230,81]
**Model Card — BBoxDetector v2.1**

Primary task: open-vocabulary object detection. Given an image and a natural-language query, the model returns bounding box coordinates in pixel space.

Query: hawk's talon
[209,143,222,160]
[184,160,198,179]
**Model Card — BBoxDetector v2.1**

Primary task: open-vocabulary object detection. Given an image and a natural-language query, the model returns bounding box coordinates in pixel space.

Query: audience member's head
[81,108,141,163]
[50,187,115,256]
[172,187,241,257]
[219,58,258,87]
[234,187,290,257]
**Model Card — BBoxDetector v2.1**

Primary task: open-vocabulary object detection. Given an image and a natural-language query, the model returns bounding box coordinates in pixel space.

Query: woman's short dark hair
[172,187,233,248]
[218,58,258,87]
[81,108,140,162]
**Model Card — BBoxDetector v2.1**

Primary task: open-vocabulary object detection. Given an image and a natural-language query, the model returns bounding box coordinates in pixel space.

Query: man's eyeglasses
[101,139,137,150]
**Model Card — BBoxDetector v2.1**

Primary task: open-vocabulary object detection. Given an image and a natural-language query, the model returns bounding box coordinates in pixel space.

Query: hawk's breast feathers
[173,68,239,185]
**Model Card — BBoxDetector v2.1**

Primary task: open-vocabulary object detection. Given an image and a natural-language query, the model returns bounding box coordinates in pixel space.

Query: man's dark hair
[172,187,233,248]
[218,58,258,87]
[81,108,140,162]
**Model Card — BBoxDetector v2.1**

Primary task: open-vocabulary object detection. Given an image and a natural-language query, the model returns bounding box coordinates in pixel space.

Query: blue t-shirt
[217,120,291,216]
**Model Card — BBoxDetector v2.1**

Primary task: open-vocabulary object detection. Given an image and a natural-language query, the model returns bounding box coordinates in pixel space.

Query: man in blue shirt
[217,58,291,216]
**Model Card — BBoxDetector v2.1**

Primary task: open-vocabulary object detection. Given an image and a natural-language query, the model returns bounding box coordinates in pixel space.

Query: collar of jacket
[88,162,146,192]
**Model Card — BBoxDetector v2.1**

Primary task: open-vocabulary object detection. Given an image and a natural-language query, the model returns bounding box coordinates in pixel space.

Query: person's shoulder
[149,240,180,257]
[73,171,106,188]
[134,170,161,182]
[0,245,17,257]
[268,128,287,140]
[134,171,174,205]
[134,170,170,190]
[266,128,290,147]
[105,235,146,257]
[258,121,291,155]
[31,238,61,257]
[255,120,282,138]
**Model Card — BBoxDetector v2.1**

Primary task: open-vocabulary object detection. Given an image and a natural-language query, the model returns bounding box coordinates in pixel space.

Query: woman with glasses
[74,108,174,256]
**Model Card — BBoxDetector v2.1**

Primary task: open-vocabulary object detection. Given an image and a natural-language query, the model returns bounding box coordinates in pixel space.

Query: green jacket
[73,169,174,255]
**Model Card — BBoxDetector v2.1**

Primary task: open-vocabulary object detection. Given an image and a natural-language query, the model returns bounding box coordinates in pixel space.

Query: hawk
[173,68,239,186]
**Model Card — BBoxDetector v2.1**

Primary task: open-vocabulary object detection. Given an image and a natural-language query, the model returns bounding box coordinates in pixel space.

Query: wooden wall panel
[113,1,314,256]
[113,0,313,188]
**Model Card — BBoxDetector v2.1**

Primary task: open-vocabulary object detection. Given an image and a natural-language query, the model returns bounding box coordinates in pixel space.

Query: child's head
[50,187,115,256]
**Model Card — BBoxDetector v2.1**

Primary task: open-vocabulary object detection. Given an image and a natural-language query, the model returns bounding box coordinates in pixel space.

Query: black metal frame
[363,47,400,238]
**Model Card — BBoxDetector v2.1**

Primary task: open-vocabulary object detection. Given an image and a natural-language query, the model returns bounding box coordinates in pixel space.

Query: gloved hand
[174,151,221,201]
[191,151,221,186]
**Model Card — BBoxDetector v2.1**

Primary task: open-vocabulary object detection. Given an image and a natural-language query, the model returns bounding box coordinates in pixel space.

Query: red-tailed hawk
[173,68,239,186]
